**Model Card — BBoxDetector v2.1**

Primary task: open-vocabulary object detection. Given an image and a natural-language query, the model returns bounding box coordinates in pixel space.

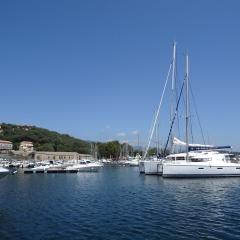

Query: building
[34,151,93,161]
[19,141,34,152]
[0,140,13,151]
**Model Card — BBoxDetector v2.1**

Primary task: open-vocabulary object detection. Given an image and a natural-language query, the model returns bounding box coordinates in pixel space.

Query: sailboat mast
[185,53,189,161]
[170,42,176,149]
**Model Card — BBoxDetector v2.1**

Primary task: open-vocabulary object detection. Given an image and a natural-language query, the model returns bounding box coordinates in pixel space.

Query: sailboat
[141,43,240,177]
[162,53,240,177]
[140,42,177,175]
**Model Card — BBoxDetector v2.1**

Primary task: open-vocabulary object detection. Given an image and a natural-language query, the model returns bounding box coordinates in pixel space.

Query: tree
[37,143,55,152]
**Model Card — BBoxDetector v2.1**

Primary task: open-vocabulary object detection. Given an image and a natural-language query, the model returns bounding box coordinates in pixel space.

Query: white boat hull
[125,160,139,166]
[144,160,163,175]
[163,163,240,178]
[139,161,145,173]
[66,163,102,172]
[0,167,9,179]
[30,166,50,172]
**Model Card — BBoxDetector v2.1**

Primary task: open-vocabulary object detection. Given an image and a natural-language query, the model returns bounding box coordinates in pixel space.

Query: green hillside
[0,123,139,159]
[0,123,90,154]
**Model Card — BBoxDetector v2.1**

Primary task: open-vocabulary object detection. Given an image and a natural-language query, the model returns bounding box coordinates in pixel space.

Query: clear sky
[0,0,240,149]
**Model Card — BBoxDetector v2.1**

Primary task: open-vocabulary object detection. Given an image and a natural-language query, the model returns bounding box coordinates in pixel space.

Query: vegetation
[147,147,170,157]
[0,123,90,154]
[0,123,166,158]
[97,141,133,159]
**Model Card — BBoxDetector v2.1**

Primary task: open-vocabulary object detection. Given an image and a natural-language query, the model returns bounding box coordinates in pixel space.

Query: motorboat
[30,165,50,172]
[66,159,103,172]
[125,154,141,166]
[101,159,113,164]
[0,167,9,179]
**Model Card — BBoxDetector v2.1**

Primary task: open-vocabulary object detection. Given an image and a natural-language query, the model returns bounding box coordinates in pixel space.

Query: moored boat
[144,159,163,175]
[66,159,103,172]
[163,151,240,177]
[0,167,9,179]
[162,52,239,178]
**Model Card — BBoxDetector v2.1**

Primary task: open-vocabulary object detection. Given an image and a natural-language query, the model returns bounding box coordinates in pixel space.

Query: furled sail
[172,137,231,150]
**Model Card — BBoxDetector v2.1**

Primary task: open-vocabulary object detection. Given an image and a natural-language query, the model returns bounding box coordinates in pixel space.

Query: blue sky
[0,0,240,149]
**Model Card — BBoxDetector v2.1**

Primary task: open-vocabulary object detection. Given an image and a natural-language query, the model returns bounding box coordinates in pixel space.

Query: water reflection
[0,168,240,239]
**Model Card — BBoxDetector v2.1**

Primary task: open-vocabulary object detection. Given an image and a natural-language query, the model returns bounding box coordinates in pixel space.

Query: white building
[19,141,34,152]
[0,140,13,150]
[34,151,93,161]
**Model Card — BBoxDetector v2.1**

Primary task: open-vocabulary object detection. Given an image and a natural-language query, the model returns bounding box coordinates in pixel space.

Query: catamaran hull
[139,161,145,173]
[144,160,163,175]
[163,164,240,178]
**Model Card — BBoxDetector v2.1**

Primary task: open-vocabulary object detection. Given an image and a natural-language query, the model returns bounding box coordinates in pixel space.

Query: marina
[1,1,240,239]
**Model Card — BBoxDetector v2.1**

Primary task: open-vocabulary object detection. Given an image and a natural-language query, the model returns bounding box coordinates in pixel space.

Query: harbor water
[0,167,240,239]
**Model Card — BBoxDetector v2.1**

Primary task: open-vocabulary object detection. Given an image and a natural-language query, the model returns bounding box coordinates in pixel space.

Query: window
[176,157,185,160]
[191,158,210,162]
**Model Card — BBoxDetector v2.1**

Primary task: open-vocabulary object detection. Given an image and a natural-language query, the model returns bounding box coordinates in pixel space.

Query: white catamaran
[162,52,240,177]
[141,43,240,177]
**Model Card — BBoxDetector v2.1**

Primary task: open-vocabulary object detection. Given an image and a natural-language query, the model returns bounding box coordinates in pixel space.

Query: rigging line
[146,109,157,149]
[189,82,206,145]
[143,62,173,159]
[163,79,185,156]
[187,80,194,144]
[189,114,194,143]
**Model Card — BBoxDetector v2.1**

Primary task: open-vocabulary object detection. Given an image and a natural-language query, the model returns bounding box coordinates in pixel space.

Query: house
[0,140,13,151]
[19,141,34,152]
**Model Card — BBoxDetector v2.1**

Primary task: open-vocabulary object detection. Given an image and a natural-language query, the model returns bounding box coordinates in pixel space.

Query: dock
[24,169,78,174]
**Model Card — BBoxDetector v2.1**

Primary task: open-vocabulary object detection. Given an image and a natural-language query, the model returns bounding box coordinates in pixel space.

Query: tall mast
[185,53,189,161]
[137,132,140,149]
[170,42,176,150]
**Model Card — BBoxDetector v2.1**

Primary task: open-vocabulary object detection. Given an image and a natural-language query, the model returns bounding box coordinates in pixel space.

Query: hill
[0,123,90,154]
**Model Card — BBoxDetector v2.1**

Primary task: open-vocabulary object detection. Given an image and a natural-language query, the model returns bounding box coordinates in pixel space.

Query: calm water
[0,167,240,240]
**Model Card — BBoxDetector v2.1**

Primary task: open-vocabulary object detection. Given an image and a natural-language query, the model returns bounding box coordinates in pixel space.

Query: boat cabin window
[191,158,210,162]
[170,156,187,160]
[176,157,185,160]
